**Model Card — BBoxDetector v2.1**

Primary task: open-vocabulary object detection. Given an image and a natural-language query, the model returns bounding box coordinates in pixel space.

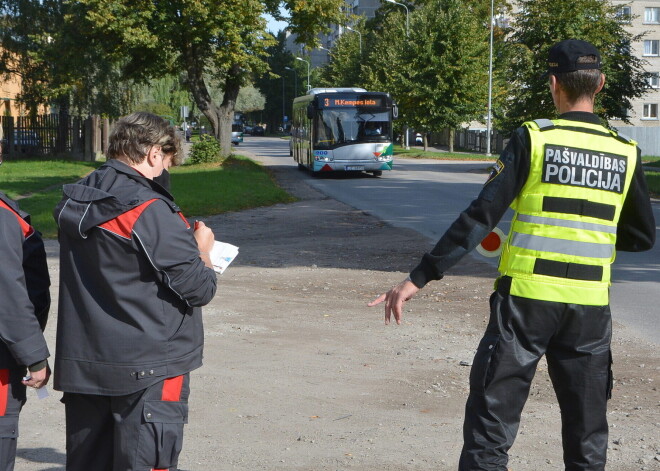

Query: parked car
[244,125,254,135]
[2,130,41,154]
[251,125,265,136]
[231,123,244,145]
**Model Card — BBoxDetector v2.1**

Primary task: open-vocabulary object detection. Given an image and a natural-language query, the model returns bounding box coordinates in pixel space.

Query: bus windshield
[314,110,391,149]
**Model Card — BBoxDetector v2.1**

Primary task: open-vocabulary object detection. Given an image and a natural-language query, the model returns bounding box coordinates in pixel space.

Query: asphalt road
[238,136,660,343]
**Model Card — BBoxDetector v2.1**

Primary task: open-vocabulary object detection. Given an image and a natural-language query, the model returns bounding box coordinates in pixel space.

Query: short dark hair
[551,55,602,102]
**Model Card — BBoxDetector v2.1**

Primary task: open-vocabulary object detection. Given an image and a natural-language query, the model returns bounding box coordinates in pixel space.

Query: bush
[188,135,222,164]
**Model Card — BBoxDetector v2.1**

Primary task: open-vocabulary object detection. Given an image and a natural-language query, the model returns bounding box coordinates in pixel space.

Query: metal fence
[613,126,660,157]
[0,114,107,160]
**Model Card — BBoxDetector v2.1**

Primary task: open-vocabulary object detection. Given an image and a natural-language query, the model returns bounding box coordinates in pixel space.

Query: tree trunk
[55,94,70,154]
[423,133,428,152]
[448,128,455,153]
[183,43,222,152]
[216,65,242,157]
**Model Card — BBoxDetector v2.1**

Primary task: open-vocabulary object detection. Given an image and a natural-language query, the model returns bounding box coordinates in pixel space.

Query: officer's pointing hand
[368,278,419,325]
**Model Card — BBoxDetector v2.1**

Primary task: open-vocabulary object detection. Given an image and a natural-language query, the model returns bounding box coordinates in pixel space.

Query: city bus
[290,88,397,176]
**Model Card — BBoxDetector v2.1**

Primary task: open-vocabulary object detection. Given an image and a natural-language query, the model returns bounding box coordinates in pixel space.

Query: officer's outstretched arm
[369,279,420,325]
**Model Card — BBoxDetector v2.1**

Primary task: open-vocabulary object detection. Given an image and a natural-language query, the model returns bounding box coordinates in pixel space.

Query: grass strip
[394,146,497,161]
[170,155,296,216]
[3,155,295,238]
[0,159,102,199]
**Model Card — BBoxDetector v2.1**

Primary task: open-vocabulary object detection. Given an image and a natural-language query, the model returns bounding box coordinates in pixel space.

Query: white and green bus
[290,88,397,176]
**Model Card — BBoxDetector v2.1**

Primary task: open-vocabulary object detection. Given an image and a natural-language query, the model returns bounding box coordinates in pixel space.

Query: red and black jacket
[53,159,217,396]
[0,192,50,370]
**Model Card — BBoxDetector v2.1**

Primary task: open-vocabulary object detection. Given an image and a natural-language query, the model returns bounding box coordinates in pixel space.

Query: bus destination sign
[320,96,385,108]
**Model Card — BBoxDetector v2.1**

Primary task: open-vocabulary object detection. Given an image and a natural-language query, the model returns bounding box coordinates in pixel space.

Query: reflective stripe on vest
[498,119,637,306]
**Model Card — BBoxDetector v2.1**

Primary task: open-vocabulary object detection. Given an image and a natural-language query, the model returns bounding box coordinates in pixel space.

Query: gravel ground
[15,154,659,471]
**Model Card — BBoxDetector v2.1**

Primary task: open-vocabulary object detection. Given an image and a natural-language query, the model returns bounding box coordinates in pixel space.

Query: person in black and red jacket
[53,112,217,471]
[0,146,51,471]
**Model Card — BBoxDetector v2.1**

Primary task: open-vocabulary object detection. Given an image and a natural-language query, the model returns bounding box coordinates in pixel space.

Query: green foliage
[501,0,648,131]
[187,135,222,164]
[359,0,489,135]
[317,19,365,88]
[236,85,266,113]
[253,31,298,133]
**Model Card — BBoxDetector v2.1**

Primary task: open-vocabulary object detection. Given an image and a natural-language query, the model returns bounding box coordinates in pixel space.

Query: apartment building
[611,0,660,127]
[0,73,22,116]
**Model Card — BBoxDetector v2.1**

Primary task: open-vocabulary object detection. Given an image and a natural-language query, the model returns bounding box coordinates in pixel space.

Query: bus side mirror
[392,104,399,120]
[306,104,314,120]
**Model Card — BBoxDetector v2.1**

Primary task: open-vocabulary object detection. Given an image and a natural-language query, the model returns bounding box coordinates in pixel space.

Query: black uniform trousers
[0,369,27,471]
[459,278,613,471]
[64,373,190,471]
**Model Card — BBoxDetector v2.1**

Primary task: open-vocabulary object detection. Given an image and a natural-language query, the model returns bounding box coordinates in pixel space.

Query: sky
[264,12,288,34]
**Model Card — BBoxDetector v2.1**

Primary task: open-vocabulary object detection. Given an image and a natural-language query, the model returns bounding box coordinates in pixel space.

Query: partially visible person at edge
[0,130,51,471]
[153,125,184,192]
[53,112,217,471]
[369,39,655,470]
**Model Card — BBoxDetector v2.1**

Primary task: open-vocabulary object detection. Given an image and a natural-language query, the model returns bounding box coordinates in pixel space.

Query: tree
[316,18,365,89]
[501,0,648,132]
[68,0,346,156]
[253,31,297,133]
[0,0,140,120]
[236,85,266,114]
[362,0,490,151]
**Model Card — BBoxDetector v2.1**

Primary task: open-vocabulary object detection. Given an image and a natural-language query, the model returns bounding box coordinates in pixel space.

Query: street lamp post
[384,0,409,37]
[281,75,286,131]
[296,56,311,91]
[319,46,332,64]
[346,26,362,55]
[285,66,297,98]
[486,0,494,156]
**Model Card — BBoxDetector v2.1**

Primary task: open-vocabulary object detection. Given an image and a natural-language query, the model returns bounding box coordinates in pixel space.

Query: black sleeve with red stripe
[121,199,217,307]
[0,207,50,367]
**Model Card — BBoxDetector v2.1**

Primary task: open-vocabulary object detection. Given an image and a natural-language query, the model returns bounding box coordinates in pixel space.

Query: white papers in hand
[210,241,239,274]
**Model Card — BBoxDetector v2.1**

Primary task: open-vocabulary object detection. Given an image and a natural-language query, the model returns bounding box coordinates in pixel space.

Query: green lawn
[2,155,295,238]
[170,155,295,216]
[0,159,102,199]
[394,145,496,161]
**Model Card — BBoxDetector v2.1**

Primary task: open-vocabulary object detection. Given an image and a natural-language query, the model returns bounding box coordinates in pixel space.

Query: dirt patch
[16,156,659,470]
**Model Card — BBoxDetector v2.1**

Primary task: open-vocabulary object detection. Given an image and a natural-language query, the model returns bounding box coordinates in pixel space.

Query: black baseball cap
[547,39,601,74]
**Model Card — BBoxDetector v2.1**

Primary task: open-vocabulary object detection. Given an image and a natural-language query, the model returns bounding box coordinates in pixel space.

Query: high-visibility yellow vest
[498,118,638,306]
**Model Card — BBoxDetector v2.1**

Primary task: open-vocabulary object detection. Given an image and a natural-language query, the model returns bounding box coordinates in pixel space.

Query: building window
[644,40,660,56]
[649,72,660,88]
[645,7,660,24]
[617,6,631,23]
[643,103,658,119]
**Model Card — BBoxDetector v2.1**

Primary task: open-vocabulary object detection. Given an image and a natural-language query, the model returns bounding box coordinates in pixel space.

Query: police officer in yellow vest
[370,39,656,470]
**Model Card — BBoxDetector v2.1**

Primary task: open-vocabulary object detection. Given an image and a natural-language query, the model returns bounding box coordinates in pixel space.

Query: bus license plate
[345,165,364,171]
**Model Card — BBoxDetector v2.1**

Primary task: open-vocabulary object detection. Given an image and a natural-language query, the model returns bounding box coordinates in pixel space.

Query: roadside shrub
[188,135,221,164]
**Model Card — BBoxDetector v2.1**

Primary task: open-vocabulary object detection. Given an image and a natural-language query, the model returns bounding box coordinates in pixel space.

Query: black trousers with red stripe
[0,368,27,471]
[458,280,613,471]
[63,374,190,471]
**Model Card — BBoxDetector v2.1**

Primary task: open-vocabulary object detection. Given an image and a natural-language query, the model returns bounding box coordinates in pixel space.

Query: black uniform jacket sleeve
[0,207,50,367]
[409,128,530,288]
[409,116,656,289]
[615,151,656,251]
